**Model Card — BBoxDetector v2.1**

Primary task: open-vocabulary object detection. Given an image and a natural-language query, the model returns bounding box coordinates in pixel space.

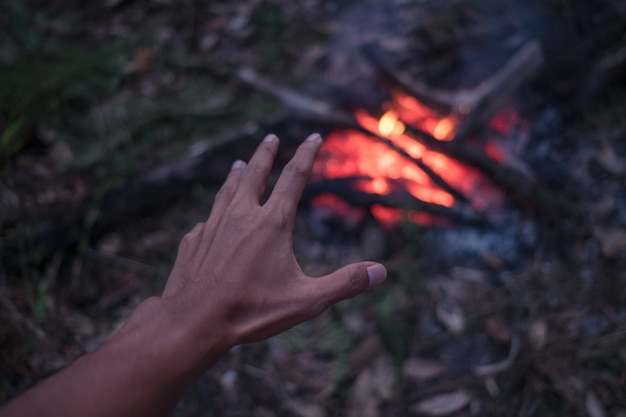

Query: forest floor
[1,1,626,416]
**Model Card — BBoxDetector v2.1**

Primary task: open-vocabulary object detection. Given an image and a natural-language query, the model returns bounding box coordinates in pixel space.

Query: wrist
[115,296,234,378]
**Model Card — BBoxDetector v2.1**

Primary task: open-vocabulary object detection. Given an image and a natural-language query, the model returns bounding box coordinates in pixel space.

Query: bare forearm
[0,297,229,417]
[0,133,386,417]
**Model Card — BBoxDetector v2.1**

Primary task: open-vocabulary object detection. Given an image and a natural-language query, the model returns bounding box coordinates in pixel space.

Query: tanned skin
[0,133,387,417]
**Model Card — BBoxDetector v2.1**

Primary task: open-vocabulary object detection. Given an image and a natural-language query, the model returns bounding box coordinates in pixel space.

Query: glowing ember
[433,116,456,141]
[378,110,405,137]
[311,91,506,226]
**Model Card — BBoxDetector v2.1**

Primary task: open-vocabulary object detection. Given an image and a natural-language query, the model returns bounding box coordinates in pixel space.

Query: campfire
[6,1,624,272]
[237,41,566,230]
[310,91,511,226]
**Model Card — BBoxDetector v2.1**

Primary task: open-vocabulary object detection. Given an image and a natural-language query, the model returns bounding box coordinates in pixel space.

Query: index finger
[266,133,322,219]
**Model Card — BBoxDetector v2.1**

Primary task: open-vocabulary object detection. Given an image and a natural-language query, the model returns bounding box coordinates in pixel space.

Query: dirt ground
[1,0,626,416]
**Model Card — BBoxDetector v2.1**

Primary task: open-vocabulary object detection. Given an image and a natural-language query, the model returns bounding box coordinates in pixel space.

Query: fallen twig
[473,334,521,377]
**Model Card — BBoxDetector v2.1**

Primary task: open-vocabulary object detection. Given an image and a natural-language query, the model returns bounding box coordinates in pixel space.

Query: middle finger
[235,134,279,204]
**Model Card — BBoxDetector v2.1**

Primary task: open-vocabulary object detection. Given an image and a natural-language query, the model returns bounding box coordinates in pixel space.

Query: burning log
[238,68,471,204]
[238,67,572,221]
[305,177,487,226]
[399,124,571,219]
[361,40,544,143]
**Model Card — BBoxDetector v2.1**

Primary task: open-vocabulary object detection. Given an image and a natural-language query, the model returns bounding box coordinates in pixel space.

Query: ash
[420,217,536,269]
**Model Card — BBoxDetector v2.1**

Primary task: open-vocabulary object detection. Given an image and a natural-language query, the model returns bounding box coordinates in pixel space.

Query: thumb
[313,262,387,304]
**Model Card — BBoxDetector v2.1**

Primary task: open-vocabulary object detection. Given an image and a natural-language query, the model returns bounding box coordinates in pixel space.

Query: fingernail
[232,160,245,170]
[263,133,278,143]
[305,133,322,143]
[367,264,387,289]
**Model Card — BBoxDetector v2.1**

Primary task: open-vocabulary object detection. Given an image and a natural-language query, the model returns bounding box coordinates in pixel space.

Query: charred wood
[401,124,572,220]
[304,177,487,226]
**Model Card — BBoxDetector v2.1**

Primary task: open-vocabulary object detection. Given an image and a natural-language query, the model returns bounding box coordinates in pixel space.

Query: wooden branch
[362,41,544,141]
[472,335,521,377]
[569,44,626,112]
[238,67,336,119]
[453,41,543,141]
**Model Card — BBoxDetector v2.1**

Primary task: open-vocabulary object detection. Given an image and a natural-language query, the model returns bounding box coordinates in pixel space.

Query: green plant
[33,280,50,323]
[0,117,25,157]
[0,45,123,136]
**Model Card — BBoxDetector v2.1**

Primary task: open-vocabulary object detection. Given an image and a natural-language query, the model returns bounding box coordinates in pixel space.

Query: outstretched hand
[0,133,386,417]
[162,133,386,347]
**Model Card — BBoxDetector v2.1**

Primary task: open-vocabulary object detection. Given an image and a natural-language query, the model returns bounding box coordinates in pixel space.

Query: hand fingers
[266,133,322,220]
[307,262,387,307]
[235,134,279,204]
[207,159,246,224]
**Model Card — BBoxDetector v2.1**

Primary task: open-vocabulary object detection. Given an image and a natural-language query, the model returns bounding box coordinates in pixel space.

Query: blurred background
[1,0,626,416]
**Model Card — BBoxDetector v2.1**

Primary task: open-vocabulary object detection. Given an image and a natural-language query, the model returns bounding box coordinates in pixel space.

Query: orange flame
[312,91,504,226]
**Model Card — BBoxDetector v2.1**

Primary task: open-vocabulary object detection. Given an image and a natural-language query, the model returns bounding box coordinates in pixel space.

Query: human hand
[0,133,386,417]
[161,133,386,348]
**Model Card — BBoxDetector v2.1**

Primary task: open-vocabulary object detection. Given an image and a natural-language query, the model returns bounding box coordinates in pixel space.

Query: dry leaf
[46,141,72,169]
[481,251,503,269]
[485,317,512,343]
[529,319,548,350]
[220,370,237,391]
[413,390,472,416]
[599,229,626,259]
[349,334,383,370]
[585,392,607,417]
[97,233,123,255]
[371,355,397,400]
[348,368,379,417]
[594,196,616,218]
[403,358,445,382]
[347,355,397,417]
[286,399,327,417]
[435,297,465,333]
[132,48,158,75]
[595,143,625,176]
[451,267,487,283]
